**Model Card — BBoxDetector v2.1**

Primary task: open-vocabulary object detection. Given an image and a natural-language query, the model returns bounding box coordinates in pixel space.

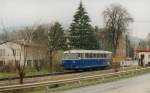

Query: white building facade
[0,41,47,67]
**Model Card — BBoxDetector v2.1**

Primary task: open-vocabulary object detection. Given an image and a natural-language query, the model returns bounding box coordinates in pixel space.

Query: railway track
[0,66,147,92]
[0,68,112,81]
[0,69,113,86]
[0,67,137,86]
[0,70,99,81]
[0,71,74,81]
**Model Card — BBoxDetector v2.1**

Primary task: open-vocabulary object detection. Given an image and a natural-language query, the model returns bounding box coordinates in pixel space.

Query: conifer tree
[48,22,67,72]
[69,2,99,50]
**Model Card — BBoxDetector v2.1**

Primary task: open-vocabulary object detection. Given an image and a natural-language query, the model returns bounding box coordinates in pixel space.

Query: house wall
[0,42,47,67]
[0,42,19,66]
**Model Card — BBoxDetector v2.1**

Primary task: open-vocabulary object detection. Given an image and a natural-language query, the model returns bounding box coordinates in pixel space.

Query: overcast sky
[0,0,150,39]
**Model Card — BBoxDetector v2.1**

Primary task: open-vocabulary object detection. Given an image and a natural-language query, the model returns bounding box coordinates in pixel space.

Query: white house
[0,41,47,67]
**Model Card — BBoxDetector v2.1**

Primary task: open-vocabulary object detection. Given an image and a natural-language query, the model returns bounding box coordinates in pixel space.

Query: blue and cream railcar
[63,50,112,70]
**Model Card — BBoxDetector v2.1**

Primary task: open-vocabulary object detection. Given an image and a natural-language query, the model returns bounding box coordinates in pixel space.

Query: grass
[0,69,50,79]
[0,72,17,79]
[26,69,49,76]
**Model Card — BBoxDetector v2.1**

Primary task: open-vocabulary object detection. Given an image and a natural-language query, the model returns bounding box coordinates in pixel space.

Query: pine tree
[69,2,99,50]
[48,22,67,72]
[48,22,67,51]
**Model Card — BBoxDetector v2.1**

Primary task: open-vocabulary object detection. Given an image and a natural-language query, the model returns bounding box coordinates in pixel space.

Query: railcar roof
[64,50,112,54]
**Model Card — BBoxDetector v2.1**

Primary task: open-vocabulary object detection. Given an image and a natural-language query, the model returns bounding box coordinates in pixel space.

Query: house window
[13,49,20,56]
[27,60,32,67]
[16,49,20,56]
[0,61,4,66]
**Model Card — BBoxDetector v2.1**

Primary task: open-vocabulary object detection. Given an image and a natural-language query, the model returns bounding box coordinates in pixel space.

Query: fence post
[45,86,50,93]
[118,73,121,78]
[102,76,105,81]
[8,77,12,85]
[78,80,82,86]
[132,70,134,76]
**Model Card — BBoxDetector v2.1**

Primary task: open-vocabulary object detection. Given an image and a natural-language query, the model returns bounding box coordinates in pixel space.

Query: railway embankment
[0,67,150,93]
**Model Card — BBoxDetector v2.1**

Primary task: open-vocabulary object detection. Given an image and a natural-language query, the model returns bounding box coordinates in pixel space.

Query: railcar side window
[77,53,83,58]
[85,53,89,58]
[85,53,97,58]
[103,54,107,58]
[97,54,101,58]
[89,54,92,58]
[64,51,112,59]
[101,54,104,58]
[77,53,80,58]
[96,54,99,58]
[93,54,96,58]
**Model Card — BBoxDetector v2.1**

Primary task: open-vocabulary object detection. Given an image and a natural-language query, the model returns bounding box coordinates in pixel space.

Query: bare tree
[138,40,147,49]
[96,28,112,50]
[31,25,49,71]
[17,24,49,72]
[103,4,133,56]
[0,23,37,84]
[0,22,9,41]
[12,25,37,83]
[15,25,36,43]
[103,4,133,71]
[6,42,27,84]
[33,47,47,72]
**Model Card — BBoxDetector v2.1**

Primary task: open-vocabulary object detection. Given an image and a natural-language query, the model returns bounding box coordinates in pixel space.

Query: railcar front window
[63,53,78,59]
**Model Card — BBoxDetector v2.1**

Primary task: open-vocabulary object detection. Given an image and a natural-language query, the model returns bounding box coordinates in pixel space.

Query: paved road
[61,73,150,93]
